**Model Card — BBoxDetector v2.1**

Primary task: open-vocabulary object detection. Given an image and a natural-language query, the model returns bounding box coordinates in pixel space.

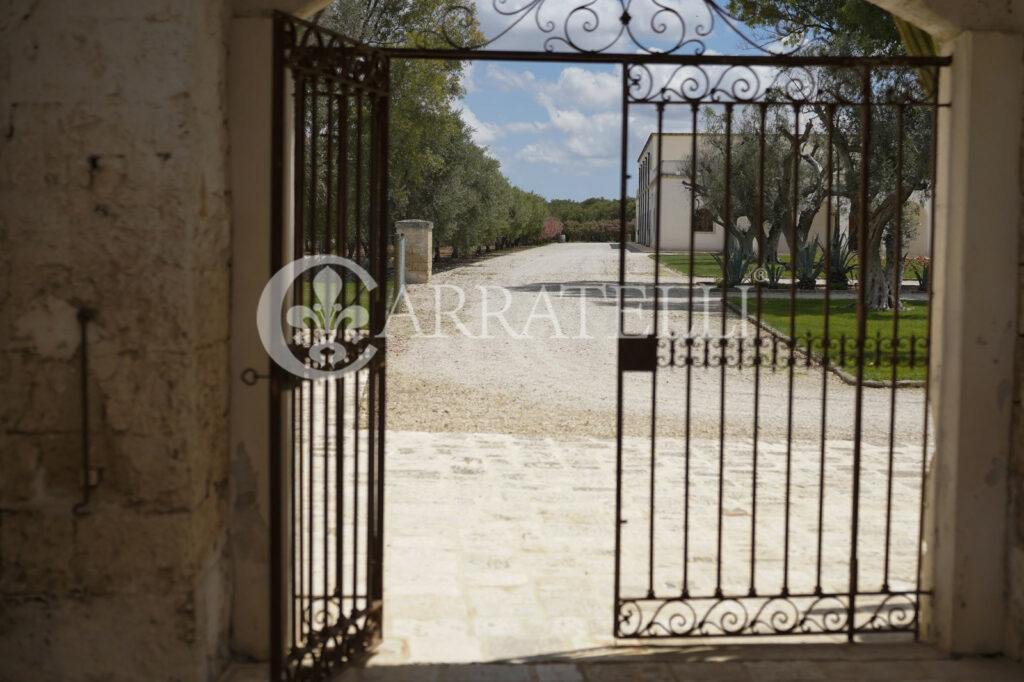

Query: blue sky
[455,1,773,201]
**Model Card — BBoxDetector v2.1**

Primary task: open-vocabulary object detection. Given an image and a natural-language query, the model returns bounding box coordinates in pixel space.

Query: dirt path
[384,242,927,446]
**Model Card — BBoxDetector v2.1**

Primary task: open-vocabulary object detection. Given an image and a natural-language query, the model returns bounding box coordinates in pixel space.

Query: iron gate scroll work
[270,14,388,681]
[267,3,951,677]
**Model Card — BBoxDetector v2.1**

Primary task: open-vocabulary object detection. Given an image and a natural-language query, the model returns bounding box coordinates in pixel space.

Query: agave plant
[712,242,756,288]
[759,259,786,289]
[793,234,825,289]
[827,228,858,290]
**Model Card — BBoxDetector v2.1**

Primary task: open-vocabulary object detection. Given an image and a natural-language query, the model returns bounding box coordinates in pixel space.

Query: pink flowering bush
[562,219,634,242]
[541,217,564,241]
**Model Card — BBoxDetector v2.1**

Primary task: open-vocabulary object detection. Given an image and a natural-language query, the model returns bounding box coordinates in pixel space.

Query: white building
[635,133,931,257]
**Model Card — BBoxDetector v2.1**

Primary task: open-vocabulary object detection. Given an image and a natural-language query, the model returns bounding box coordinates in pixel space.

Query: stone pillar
[920,30,1022,655]
[396,219,433,284]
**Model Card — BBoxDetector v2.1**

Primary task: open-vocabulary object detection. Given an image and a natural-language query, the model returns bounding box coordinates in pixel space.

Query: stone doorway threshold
[220,643,1024,681]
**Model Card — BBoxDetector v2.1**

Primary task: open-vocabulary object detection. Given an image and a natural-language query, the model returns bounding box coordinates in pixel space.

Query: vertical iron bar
[294,69,309,652]
[783,104,801,597]
[306,69,315,636]
[367,88,379,619]
[683,103,697,598]
[336,83,349,604]
[352,90,363,614]
[303,66,311,630]
[613,64,629,633]
[883,104,905,592]
[849,65,873,640]
[322,74,332,631]
[749,102,767,596]
[648,102,666,599]
[375,62,390,621]
[715,103,733,598]
[816,103,836,593]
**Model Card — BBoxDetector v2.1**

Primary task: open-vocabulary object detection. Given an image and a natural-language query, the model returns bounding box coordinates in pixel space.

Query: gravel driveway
[384,242,928,447]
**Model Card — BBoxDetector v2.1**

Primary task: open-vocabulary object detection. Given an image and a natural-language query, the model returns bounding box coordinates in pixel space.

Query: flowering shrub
[562,219,634,242]
[907,256,930,291]
[541,217,564,241]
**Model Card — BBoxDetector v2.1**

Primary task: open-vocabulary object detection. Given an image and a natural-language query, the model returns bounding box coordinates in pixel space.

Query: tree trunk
[860,187,915,311]
[763,223,783,262]
[861,256,893,310]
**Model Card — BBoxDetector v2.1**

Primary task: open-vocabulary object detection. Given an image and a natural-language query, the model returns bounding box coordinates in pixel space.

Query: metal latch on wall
[74,307,104,516]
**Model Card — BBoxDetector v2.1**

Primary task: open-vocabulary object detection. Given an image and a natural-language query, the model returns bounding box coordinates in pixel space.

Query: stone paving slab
[219,644,1024,681]
[371,429,925,665]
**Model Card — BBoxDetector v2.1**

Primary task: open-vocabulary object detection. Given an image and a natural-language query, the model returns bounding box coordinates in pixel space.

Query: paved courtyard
[220,643,1024,681]
[368,430,925,665]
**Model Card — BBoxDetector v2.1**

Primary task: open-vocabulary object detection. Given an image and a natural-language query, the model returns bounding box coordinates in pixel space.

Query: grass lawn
[730,297,930,382]
[656,253,801,279]
[658,252,866,283]
[657,253,728,278]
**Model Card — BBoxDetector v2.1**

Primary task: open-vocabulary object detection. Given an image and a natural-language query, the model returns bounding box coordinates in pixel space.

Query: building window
[694,208,714,232]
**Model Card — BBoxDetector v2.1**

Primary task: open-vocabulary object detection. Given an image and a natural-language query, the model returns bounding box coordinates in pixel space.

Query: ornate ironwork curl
[855,592,918,632]
[625,60,936,106]
[423,1,798,55]
[278,13,390,93]
[617,594,862,637]
[283,600,379,681]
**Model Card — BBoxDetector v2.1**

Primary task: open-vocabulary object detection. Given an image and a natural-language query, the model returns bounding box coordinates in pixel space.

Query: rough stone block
[0,509,76,594]
[396,219,433,284]
[71,506,195,594]
[3,354,78,433]
[0,590,212,682]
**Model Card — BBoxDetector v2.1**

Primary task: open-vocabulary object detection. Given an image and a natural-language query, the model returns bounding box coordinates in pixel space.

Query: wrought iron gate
[613,57,947,639]
[264,2,952,676]
[269,13,388,680]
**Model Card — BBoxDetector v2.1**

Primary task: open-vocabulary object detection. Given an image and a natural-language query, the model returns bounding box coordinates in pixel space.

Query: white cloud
[457,103,504,146]
[484,64,537,91]
[461,62,478,94]
[485,65,627,177]
[505,121,547,134]
[515,143,568,165]
[540,66,620,111]
[464,60,714,192]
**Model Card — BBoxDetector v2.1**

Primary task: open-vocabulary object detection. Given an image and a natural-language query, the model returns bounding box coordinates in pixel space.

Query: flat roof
[637,132,693,161]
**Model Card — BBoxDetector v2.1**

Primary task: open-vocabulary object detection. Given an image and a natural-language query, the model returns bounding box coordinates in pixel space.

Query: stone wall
[0,0,233,679]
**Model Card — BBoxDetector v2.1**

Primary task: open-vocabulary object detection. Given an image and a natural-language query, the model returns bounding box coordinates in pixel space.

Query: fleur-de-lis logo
[285,267,369,367]
[257,255,378,380]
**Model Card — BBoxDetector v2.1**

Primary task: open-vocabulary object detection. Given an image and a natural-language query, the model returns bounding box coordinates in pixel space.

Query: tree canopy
[719,0,938,310]
[321,2,573,259]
